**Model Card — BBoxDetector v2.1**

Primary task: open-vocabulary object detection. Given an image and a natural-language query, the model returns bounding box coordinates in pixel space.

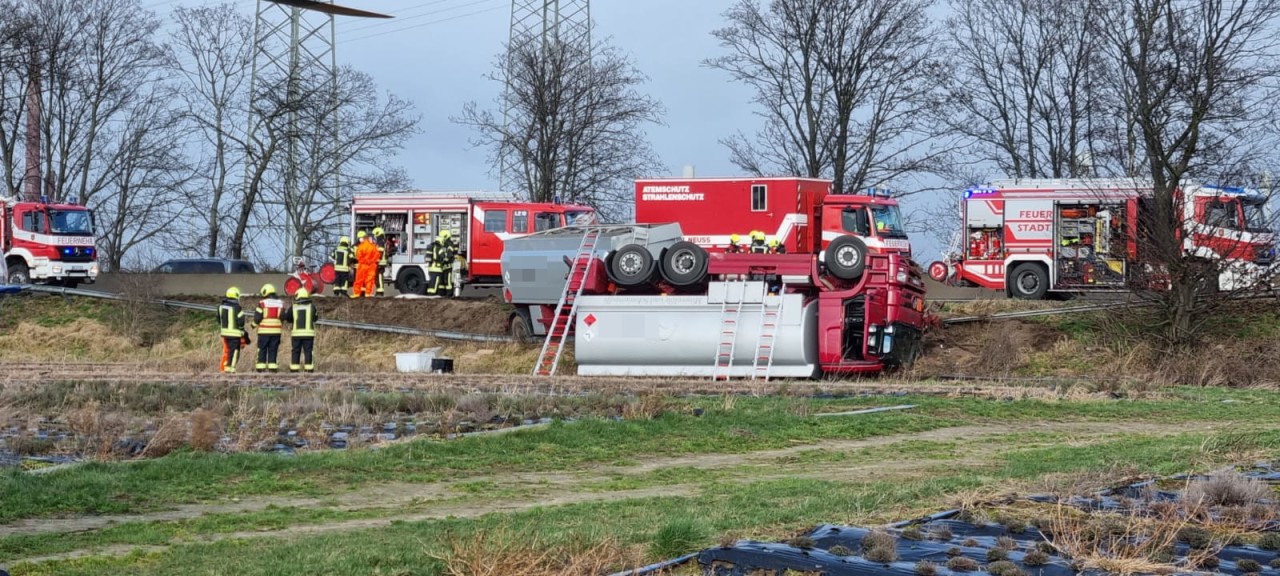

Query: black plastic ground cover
[618,464,1280,576]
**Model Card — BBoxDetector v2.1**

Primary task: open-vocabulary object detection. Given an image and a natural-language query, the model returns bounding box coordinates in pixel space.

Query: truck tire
[660,241,708,286]
[509,309,534,343]
[1008,263,1049,300]
[825,235,868,280]
[7,262,29,285]
[397,267,427,296]
[608,244,656,287]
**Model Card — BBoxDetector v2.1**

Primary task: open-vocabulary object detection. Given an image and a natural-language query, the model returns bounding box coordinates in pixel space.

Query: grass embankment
[3,387,1279,574]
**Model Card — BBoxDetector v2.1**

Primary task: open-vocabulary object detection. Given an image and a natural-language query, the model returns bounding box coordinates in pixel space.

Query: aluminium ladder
[533,230,602,376]
[711,279,748,381]
[751,293,784,381]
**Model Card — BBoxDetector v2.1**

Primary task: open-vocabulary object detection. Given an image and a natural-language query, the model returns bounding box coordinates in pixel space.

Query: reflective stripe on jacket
[219,300,245,338]
[288,300,318,338]
[254,298,285,334]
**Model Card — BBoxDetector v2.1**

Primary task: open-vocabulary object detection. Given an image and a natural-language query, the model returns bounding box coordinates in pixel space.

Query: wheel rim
[619,252,643,276]
[837,245,860,268]
[1017,273,1039,294]
[511,319,529,340]
[672,249,696,274]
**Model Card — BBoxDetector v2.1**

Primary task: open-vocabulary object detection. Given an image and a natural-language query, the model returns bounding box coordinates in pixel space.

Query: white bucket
[394,347,442,373]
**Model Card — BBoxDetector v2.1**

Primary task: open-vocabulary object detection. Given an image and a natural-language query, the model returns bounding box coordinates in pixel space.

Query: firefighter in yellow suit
[252,284,285,372]
[284,288,318,372]
[427,230,456,296]
[372,226,388,296]
[218,286,248,373]
[331,236,353,296]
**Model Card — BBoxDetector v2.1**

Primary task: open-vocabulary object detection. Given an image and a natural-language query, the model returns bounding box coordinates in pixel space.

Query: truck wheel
[7,262,29,285]
[608,244,656,287]
[509,309,534,343]
[1009,264,1048,300]
[825,235,868,280]
[397,267,427,295]
[660,241,708,286]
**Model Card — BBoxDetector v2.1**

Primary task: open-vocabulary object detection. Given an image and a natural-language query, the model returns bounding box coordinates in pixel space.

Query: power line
[341,1,505,44]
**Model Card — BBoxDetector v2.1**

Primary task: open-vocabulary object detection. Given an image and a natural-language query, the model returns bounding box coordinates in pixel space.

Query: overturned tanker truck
[500,216,929,379]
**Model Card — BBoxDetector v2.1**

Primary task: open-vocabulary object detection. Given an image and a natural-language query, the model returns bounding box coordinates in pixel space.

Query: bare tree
[1096,0,1280,346]
[169,3,253,258]
[455,35,665,221]
[942,0,1111,179]
[707,0,948,195]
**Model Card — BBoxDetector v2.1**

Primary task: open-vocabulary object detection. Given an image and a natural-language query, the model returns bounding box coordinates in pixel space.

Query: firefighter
[427,229,456,296]
[372,226,388,296]
[252,284,286,372]
[218,286,249,373]
[352,231,379,298]
[283,287,318,372]
[727,233,743,254]
[768,239,786,254]
[331,236,353,297]
[749,230,768,253]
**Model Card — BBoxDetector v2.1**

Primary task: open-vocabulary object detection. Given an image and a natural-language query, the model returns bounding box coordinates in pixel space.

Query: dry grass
[429,526,642,576]
[1184,469,1274,507]
[861,528,898,563]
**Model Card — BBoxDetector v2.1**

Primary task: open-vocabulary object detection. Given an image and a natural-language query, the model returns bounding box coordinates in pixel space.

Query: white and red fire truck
[349,191,597,295]
[634,177,912,257]
[1,195,99,286]
[928,179,1275,299]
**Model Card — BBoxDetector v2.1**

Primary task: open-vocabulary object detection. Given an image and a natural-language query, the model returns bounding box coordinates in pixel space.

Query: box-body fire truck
[634,177,912,257]
[349,191,596,295]
[927,179,1275,299]
[501,200,928,379]
[2,195,99,286]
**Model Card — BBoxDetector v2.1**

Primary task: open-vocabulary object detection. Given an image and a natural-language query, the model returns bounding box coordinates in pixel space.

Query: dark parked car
[154,258,256,274]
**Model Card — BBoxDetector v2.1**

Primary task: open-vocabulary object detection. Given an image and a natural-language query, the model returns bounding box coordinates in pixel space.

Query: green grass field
[3,386,1279,575]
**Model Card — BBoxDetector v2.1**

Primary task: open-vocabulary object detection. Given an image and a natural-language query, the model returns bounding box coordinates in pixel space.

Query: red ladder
[533,230,601,377]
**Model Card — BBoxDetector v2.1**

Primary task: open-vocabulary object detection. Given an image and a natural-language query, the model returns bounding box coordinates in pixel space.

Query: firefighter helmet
[226,286,241,299]
[259,284,277,297]
[751,230,766,242]
[769,239,779,248]
[295,288,310,299]
[730,233,740,244]
[357,230,367,239]
[339,236,350,246]
[373,227,384,238]
[439,229,452,241]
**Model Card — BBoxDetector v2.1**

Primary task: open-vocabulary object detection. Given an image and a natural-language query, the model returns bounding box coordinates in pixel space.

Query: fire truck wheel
[1009,264,1048,300]
[825,235,868,280]
[608,244,656,287]
[397,268,427,296]
[7,262,29,285]
[660,241,708,286]
[509,309,534,343]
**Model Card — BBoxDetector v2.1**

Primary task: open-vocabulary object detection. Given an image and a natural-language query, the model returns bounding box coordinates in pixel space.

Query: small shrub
[828,545,853,556]
[987,560,1027,576]
[902,526,924,541]
[189,409,220,452]
[862,529,898,563]
[786,536,815,549]
[995,536,1017,550]
[987,548,1009,562]
[1178,526,1211,549]
[947,547,963,557]
[1269,557,1280,569]
[1150,547,1176,564]
[962,538,979,547]
[1185,470,1271,507]
[1195,554,1219,570]
[1023,550,1050,566]
[1001,518,1028,534]
[649,519,707,559]
[1258,532,1280,551]
[1035,541,1055,554]
[930,525,954,541]
[915,560,938,576]
[948,556,979,572]
[1237,559,1262,572]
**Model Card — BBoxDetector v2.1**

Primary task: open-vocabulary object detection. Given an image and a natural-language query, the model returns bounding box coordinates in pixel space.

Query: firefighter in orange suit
[352,231,380,298]
[218,286,248,373]
[252,284,285,372]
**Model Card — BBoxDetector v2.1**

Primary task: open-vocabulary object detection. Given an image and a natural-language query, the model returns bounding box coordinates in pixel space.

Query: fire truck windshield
[565,210,598,225]
[1243,199,1270,232]
[50,209,94,235]
[870,205,906,238]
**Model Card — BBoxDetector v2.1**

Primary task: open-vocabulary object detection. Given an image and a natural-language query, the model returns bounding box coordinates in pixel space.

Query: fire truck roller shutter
[607,244,658,288]
[659,241,709,287]
[825,235,868,280]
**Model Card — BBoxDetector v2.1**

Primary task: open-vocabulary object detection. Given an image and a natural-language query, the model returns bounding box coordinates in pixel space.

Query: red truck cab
[2,197,98,286]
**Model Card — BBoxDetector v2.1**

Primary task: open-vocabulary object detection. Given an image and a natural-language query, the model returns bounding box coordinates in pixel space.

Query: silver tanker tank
[573,281,819,378]
[501,223,684,305]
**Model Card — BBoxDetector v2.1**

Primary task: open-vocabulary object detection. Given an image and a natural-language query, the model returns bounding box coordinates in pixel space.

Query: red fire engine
[2,195,99,286]
[349,191,597,295]
[928,179,1276,298]
[634,177,912,256]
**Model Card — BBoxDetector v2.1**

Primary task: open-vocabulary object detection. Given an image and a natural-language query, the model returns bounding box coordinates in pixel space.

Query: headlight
[895,270,908,283]
[90,264,100,277]
[52,265,63,274]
